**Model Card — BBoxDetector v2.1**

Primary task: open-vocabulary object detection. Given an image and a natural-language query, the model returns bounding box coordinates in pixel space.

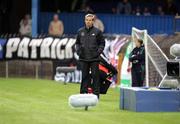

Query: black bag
[99,70,112,94]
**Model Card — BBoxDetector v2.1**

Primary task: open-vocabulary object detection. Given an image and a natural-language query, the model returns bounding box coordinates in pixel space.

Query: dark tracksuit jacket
[76,26,105,61]
[75,26,105,95]
[129,45,145,87]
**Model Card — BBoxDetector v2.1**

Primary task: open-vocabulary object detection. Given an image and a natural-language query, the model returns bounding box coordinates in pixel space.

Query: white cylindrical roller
[69,94,98,108]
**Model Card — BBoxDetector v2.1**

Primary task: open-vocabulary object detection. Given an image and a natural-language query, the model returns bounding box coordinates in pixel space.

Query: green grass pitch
[0,78,179,124]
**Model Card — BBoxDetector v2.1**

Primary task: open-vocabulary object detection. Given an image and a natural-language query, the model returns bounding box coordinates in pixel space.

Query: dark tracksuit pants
[80,61,100,96]
[131,65,144,87]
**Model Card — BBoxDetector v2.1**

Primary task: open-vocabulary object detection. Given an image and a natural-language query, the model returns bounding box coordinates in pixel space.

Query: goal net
[131,27,169,87]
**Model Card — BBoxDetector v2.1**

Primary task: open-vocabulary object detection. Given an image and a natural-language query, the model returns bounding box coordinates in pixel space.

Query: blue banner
[0,39,7,60]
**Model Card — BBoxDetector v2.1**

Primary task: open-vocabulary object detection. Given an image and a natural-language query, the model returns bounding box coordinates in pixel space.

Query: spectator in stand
[157,6,165,16]
[19,14,32,36]
[78,4,94,14]
[20,14,32,26]
[143,7,151,16]
[111,7,116,14]
[117,0,132,15]
[134,6,141,16]
[48,14,64,37]
[165,0,178,15]
[93,15,104,32]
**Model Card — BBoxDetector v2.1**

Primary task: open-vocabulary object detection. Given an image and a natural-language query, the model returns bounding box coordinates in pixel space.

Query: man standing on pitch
[75,14,105,98]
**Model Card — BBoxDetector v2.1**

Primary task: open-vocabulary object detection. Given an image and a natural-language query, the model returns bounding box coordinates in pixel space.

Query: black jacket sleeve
[75,32,81,55]
[129,47,145,62]
[129,49,135,62]
[97,31,105,54]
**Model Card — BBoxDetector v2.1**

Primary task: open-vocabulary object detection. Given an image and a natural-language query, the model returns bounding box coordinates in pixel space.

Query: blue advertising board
[0,39,7,60]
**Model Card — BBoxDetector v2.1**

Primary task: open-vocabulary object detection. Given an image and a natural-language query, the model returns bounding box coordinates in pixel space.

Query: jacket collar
[85,26,94,31]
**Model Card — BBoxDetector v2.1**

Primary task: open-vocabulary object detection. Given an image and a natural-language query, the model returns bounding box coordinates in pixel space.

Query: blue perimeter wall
[38,13,175,35]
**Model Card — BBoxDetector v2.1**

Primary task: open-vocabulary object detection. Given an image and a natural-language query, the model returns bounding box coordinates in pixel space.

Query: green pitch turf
[0,78,179,124]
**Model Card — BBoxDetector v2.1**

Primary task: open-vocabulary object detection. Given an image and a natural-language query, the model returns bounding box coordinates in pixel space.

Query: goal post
[131,27,169,87]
